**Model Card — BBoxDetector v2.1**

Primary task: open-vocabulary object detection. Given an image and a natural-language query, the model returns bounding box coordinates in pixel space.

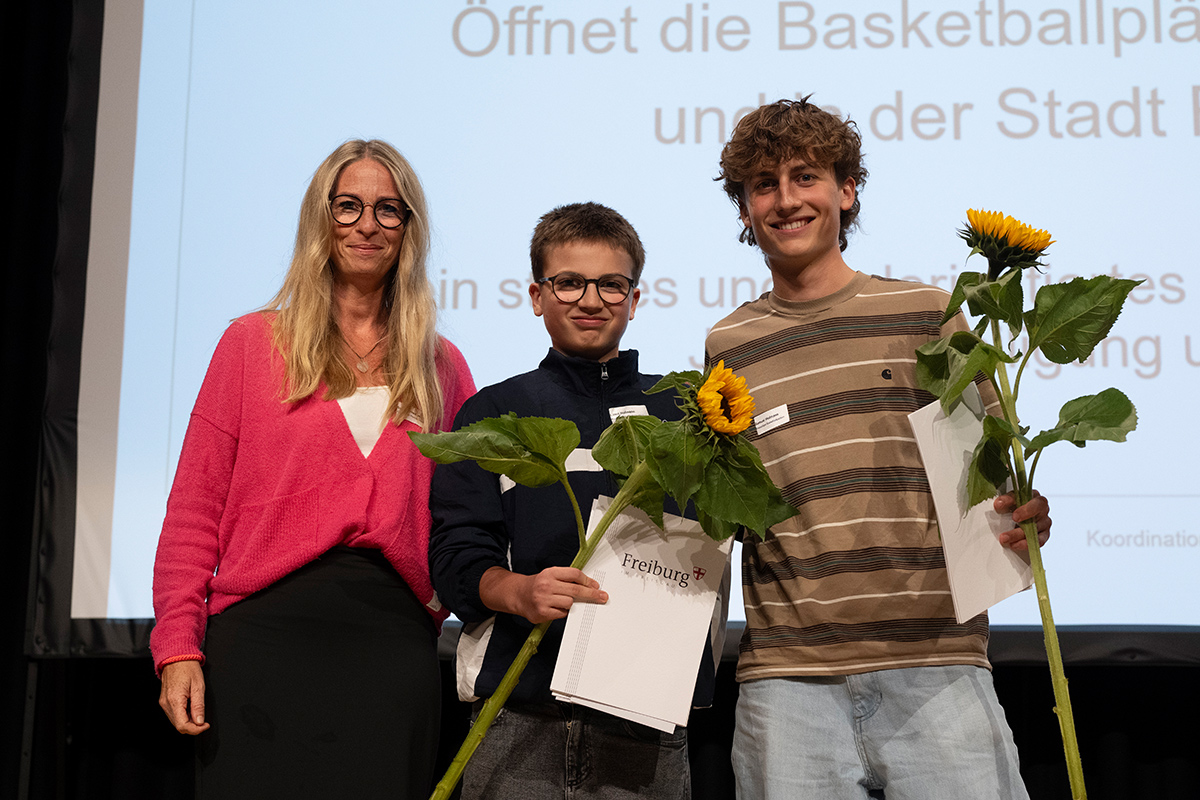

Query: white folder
[551,496,731,732]
[908,384,1033,623]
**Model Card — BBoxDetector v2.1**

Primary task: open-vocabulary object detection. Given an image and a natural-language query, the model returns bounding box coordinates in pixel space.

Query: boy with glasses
[705,97,1049,799]
[430,202,722,799]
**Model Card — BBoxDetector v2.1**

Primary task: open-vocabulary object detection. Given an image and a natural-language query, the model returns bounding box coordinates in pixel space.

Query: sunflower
[696,361,755,435]
[960,209,1054,279]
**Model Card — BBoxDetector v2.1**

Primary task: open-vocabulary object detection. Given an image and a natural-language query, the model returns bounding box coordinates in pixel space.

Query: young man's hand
[479,565,609,624]
[994,490,1051,552]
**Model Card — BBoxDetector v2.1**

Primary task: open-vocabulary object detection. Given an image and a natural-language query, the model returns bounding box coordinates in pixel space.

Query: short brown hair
[530,202,646,282]
[718,96,869,252]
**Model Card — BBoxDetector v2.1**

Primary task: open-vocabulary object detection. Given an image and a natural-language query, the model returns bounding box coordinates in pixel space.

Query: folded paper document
[551,496,730,733]
[908,384,1032,623]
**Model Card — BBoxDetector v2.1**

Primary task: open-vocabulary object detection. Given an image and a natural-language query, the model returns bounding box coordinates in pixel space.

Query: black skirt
[198,547,440,799]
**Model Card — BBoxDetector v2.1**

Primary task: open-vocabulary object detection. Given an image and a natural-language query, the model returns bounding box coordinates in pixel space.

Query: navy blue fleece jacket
[429,348,723,707]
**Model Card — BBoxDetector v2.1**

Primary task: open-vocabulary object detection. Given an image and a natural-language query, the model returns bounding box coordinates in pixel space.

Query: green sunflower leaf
[915,331,1016,412]
[623,476,667,531]
[593,415,662,478]
[696,508,740,543]
[1026,388,1138,455]
[966,415,1016,507]
[962,270,1023,340]
[1025,276,1142,365]
[941,271,986,326]
[692,436,798,541]
[409,414,577,488]
[645,419,715,510]
[646,370,704,397]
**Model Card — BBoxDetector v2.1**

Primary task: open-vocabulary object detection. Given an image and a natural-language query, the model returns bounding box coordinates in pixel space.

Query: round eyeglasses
[330,194,410,229]
[536,273,637,304]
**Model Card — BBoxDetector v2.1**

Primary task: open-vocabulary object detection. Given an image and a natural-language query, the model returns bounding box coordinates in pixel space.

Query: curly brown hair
[718,96,869,252]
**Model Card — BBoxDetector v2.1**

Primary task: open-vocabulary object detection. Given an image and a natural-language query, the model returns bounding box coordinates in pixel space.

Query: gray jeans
[463,700,691,799]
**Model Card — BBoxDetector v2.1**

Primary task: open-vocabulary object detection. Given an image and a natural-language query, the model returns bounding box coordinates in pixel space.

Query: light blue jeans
[731,666,1029,800]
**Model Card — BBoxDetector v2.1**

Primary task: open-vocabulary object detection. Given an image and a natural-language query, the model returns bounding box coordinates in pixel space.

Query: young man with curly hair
[706,97,1049,799]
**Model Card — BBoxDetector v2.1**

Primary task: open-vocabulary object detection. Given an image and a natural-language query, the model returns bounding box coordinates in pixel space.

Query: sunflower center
[719,392,735,420]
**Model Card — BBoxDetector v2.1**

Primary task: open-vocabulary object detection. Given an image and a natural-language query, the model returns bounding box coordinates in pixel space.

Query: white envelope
[551,496,731,732]
[908,384,1032,623]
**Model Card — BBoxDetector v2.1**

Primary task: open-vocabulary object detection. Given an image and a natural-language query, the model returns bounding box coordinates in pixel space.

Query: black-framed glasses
[330,194,410,229]
[536,272,637,304]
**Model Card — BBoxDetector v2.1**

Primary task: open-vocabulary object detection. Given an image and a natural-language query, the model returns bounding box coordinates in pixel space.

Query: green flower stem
[989,320,1022,437]
[1019,514,1086,798]
[429,461,656,800]
[561,474,587,549]
[991,321,1087,799]
[1027,448,1044,489]
[574,461,655,566]
[428,619,553,800]
[1012,349,1034,406]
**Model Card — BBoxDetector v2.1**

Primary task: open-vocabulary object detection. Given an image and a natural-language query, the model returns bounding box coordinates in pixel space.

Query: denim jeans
[462,701,690,799]
[731,665,1029,800]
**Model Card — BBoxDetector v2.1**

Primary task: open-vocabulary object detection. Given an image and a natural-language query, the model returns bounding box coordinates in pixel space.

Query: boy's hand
[994,490,1051,552]
[479,565,609,624]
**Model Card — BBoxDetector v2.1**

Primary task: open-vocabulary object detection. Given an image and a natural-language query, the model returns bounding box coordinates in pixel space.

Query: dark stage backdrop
[4,2,1196,800]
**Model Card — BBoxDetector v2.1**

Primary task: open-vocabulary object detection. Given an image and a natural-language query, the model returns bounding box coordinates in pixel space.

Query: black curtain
[3,0,78,797]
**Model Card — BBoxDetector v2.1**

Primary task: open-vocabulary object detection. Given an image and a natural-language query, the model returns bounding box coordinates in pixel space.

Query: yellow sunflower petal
[698,361,755,435]
[963,208,1054,276]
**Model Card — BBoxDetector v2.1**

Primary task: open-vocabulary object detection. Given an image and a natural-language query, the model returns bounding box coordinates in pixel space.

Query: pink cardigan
[149,313,475,674]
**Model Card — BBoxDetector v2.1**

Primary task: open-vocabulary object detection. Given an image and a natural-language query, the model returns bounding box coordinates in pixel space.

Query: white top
[337,386,389,457]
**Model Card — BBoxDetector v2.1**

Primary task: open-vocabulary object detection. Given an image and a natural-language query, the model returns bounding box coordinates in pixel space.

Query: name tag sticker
[609,404,649,423]
[754,404,789,436]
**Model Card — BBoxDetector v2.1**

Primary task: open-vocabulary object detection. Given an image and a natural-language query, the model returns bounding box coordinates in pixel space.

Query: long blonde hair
[266,139,444,431]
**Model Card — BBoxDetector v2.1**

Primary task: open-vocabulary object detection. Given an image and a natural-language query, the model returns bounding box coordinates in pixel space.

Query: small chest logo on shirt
[881,368,893,380]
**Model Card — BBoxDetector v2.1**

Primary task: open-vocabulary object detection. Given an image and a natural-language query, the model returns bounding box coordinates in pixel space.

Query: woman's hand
[995,490,1051,552]
[479,565,609,624]
[159,660,210,735]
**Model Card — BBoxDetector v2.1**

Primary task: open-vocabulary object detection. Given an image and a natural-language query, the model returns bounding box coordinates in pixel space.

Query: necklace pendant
[356,359,369,373]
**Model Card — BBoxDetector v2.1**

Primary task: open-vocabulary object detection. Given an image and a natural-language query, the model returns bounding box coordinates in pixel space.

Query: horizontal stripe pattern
[780,466,932,506]
[745,546,947,585]
[738,651,992,680]
[746,589,952,609]
[714,311,943,373]
[770,515,934,537]
[739,614,989,652]
[705,273,993,679]
[746,387,937,439]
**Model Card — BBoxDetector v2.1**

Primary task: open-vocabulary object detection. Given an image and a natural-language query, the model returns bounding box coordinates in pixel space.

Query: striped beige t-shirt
[706,272,998,682]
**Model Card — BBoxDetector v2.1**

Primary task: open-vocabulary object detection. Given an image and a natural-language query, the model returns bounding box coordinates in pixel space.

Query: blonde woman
[151,140,475,798]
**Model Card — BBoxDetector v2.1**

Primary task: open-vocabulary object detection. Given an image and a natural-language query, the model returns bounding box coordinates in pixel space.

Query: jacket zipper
[599,362,615,494]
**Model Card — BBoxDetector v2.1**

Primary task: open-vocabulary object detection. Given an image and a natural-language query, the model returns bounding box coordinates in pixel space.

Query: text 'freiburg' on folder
[551,496,731,732]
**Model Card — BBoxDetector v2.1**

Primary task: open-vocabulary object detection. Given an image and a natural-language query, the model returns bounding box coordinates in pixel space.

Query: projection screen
[43,0,1200,654]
